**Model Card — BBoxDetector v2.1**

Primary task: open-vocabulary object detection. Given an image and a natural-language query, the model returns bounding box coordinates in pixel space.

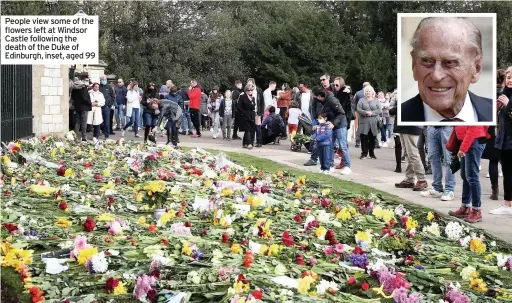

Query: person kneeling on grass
[312,112,333,174]
[261,106,285,145]
[153,98,183,146]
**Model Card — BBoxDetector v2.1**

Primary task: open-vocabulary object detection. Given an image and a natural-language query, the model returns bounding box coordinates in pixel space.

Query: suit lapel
[469,91,492,122]
[411,94,426,121]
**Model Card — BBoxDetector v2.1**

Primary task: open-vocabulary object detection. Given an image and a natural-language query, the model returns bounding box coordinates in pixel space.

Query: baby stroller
[290,114,313,152]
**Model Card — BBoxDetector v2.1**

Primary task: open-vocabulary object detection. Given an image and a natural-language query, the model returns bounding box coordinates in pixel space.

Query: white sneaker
[499,171,503,177]
[340,167,352,175]
[121,130,125,137]
[323,170,331,175]
[420,188,443,198]
[93,137,98,144]
[489,205,512,215]
[381,142,389,148]
[479,165,482,171]
[441,191,455,201]
[329,166,335,173]
[486,173,490,178]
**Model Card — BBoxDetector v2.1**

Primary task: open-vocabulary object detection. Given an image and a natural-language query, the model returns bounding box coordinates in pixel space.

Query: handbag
[446,129,461,153]
[450,155,461,174]
[377,117,384,130]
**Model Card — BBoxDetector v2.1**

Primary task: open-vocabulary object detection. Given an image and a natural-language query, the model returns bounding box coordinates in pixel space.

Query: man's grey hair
[410,17,482,58]
[100,75,107,80]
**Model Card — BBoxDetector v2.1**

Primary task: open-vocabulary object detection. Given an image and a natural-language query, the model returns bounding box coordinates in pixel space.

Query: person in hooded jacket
[141,82,159,143]
[154,96,183,146]
[232,80,243,140]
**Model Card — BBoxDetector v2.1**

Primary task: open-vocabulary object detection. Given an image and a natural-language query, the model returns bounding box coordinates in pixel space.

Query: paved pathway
[110,129,512,244]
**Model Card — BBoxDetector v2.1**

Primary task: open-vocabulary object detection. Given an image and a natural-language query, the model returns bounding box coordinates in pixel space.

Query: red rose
[114,177,120,183]
[83,217,96,232]
[222,233,230,243]
[261,185,270,194]
[361,282,370,291]
[241,239,248,246]
[59,201,68,210]
[184,221,192,227]
[147,288,157,303]
[107,196,115,208]
[161,239,169,246]
[347,276,356,285]
[57,166,66,176]
[320,197,330,208]
[296,254,305,266]
[325,230,337,245]
[353,246,364,255]
[243,250,254,268]
[237,274,248,284]
[202,229,208,236]
[94,174,102,182]
[252,289,263,300]
[83,162,93,168]
[2,223,19,234]
[282,231,295,247]
[105,277,119,293]
[293,213,303,222]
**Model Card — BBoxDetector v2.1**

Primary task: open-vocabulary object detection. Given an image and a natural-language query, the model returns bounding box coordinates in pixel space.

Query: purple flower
[133,274,156,300]
[349,252,368,268]
[393,287,420,303]
[446,289,471,303]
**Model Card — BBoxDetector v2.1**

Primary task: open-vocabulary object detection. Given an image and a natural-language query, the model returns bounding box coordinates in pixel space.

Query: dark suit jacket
[400,91,493,122]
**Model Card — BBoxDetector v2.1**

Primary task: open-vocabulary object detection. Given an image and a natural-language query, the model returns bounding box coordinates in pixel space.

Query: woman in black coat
[482,125,500,200]
[236,84,256,149]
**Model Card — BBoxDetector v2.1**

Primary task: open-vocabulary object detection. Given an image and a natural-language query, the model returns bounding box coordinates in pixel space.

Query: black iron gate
[1,65,33,142]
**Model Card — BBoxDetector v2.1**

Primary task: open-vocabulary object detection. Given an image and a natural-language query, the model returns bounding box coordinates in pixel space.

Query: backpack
[271,115,285,135]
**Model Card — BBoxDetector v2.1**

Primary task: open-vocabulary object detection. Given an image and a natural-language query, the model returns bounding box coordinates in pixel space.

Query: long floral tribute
[1,132,511,303]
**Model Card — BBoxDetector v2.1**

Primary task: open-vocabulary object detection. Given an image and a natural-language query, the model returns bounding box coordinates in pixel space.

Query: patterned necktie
[440,118,464,122]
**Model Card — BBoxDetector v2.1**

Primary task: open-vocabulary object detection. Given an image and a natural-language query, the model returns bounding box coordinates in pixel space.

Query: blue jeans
[427,126,456,192]
[331,127,350,168]
[101,107,111,137]
[181,111,193,133]
[115,106,125,129]
[460,140,486,209]
[310,140,319,162]
[380,117,391,141]
[319,145,332,171]
[143,112,158,127]
[123,108,140,135]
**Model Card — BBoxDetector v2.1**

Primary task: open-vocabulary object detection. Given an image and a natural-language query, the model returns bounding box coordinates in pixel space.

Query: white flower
[490,241,496,247]
[91,252,108,273]
[249,241,263,254]
[460,265,476,281]
[394,204,406,216]
[316,210,331,223]
[150,255,173,271]
[368,259,386,272]
[497,253,510,268]
[316,280,339,295]
[187,271,201,284]
[444,222,463,240]
[423,222,441,237]
[459,236,471,248]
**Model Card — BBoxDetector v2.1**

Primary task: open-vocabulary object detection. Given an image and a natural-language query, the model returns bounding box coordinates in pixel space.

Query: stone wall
[32,65,70,136]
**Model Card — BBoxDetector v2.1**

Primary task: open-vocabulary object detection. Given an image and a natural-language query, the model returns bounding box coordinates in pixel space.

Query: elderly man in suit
[401,17,492,123]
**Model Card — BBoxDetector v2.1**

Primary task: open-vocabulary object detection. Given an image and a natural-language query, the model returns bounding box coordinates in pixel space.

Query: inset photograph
[397,13,496,125]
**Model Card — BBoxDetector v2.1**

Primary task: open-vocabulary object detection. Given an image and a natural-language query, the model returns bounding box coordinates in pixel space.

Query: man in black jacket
[71,78,92,142]
[304,86,349,173]
[115,79,128,131]
[232,80,243,140]
[99,75,116,138]
[247,78,265,147]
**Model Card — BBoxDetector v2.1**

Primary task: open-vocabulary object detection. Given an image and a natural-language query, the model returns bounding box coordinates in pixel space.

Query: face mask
[100,80,107,85]
[318,119,325,124]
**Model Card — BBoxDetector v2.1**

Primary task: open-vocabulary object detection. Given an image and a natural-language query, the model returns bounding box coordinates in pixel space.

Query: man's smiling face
[412,21,482,117]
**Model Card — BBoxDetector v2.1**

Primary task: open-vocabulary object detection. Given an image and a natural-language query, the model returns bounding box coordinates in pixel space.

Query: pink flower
[323,246,334,256]
[70,235,91,259]
[108,221,123,235]
[335,243,345,253]
[170,223,192,236]
[133,274,156,300]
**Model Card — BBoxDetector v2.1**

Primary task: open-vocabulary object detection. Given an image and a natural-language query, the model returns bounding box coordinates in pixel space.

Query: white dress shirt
[300,92,311,119]
[423,92,478,122]
[263,88,274,109]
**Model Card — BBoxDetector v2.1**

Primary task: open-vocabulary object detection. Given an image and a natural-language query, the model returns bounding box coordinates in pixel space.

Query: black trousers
[69,109,75,131]
[262,129,277,145]
[109,109,115,132]
[418,127,428,169]
[360,130,376,157]
[190,109,201,135]
[501,150,512,201]
[243,130,255,146]
[394,135,402,169]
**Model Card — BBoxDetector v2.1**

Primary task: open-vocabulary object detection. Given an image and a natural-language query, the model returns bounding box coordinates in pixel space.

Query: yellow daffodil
[159,212,172,226]
[231,244,243,254]
[64,168,75,178]
[315,226,327,239]
[221,188,234,197]
[295,190,303,198]
[470,238,487,254]
[336,207,352,221]
[113,281,127,295]
[182,242,193,256]
[427,211,435,221]
[321,188,330,196]
[97,213,115,222]
[55,217,72,227]
[297,275,314,294]
[259,245,269,255]
[405,217,418,231]
[76,247,98,265]
[2,155,10,164]
[372,206,395,223]
[267,244,281,256]
[30,184,58,196]
[355,231,372,243]
[138,216,148,226]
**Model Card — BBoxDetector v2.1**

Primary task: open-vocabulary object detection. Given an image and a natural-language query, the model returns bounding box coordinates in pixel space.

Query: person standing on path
[390,104,428,192]
[448,126,489,223]
[247,78,265,147]
[232,80,243,140]
[421,126,456,201]
[333,77,353,169]
[220,90,234,141]
[237,84,257,149]
[263,81,276,110]
[357,85,381,160]
[115,79,128,131]
[99,75,116,138]
[87,83,105,142]
[188,79,202,138]
[353,82,371,148]
[71,78,92,142]
[490,67,512,215]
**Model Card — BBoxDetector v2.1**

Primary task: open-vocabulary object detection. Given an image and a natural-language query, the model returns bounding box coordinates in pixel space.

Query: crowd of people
[68,66,512,223]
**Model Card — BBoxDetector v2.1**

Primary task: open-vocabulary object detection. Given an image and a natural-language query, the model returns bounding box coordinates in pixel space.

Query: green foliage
[2,0,512,92]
